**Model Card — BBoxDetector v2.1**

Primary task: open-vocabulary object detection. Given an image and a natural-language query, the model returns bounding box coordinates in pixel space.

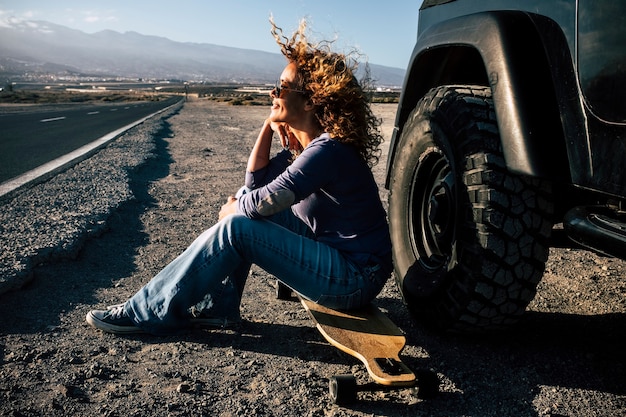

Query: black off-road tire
[388,85,554,333]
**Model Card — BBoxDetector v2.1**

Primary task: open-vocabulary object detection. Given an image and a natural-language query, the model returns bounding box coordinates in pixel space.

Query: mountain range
[0,19,405,87]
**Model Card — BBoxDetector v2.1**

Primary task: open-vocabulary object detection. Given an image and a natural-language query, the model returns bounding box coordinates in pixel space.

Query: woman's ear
[303,98,316,112]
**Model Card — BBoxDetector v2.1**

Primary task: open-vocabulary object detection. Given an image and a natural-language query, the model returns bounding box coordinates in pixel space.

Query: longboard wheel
[275,280,292,300]
[329,374,357,405]
[415,369,439,399]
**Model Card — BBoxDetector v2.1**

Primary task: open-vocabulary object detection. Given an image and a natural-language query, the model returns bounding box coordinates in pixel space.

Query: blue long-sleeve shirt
[237,133,392,269]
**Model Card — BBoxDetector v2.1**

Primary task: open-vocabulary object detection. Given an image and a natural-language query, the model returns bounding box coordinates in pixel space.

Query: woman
[86,19,392,336]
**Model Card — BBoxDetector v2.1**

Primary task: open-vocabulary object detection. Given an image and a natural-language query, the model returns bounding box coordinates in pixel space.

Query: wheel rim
[408,148,456,271]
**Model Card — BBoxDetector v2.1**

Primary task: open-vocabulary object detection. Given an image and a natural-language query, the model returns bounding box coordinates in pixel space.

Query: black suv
[385,0,626,333]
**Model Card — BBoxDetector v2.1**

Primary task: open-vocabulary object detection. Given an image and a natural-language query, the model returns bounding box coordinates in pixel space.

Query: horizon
[0,0,422,70]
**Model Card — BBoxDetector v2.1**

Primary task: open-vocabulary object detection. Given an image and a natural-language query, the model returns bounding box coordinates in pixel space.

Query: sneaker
[86,303,145,334]
[190,313,241,328]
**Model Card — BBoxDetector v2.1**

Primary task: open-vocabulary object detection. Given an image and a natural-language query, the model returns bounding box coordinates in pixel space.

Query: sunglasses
[274,80,308,97]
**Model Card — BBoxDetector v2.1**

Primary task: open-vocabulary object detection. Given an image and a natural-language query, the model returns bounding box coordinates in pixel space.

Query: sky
[0,0,422,69]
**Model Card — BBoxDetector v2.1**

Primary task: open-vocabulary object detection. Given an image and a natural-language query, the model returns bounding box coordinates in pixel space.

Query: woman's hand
[269,121,290,149]
[270,122,303,153]
[218,196,238,220]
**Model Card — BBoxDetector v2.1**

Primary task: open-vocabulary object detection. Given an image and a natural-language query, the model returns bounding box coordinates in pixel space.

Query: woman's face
[269,62,308,124]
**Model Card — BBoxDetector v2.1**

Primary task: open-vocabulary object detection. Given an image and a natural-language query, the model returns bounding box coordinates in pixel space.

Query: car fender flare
[387,11,584,188]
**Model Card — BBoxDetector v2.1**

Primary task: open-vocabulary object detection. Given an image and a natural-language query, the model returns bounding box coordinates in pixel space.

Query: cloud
[0,15,22,28]
[80,9,118,25]
[0,8,47,31]
[0,9,58,35]
[0,9,20,27]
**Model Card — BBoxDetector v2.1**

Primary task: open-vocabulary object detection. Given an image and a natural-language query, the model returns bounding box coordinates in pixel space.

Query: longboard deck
[300,298,415,386]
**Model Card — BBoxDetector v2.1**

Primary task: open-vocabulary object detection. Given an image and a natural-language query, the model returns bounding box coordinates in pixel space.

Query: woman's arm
[219,120,291,221]
[247,119,289,173]
[238,135,337,219]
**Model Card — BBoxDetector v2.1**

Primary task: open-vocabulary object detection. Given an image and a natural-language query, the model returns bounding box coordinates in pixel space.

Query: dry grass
[0,84,398,106]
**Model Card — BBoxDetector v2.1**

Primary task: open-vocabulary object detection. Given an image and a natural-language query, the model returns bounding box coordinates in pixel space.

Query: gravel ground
[0,100,624,417]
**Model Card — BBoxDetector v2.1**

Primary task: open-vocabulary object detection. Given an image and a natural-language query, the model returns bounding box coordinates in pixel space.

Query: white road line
[0,99,183,199]
[40,117,66,123]
[87,111,100,115]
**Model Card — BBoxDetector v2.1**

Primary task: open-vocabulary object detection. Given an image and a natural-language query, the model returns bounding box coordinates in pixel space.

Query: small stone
[177,382,192,393]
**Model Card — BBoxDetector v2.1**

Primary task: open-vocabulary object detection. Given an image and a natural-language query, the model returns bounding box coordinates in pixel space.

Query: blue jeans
[125,192,390,335]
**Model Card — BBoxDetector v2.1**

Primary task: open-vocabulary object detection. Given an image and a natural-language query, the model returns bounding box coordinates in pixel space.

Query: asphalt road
[0,97,181,184]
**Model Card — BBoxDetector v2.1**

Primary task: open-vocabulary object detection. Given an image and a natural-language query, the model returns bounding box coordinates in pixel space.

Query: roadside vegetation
[0,82,399,106]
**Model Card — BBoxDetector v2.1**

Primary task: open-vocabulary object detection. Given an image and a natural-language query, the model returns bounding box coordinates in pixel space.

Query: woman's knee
[221,213,251,228]
[218,214,256,240]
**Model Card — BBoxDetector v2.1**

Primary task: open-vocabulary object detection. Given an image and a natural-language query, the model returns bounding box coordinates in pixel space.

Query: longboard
[284,285,438,404]
[300,298,415,386]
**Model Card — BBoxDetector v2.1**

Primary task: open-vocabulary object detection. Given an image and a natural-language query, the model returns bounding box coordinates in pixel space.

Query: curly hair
[270,18,384,166]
